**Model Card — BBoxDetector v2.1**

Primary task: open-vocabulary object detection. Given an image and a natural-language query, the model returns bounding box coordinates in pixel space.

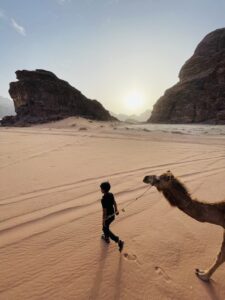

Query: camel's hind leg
[196,230,225,281]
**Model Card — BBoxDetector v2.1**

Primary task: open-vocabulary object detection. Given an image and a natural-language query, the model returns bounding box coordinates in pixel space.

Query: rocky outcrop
[1,69,115,126]
[149,28,225,124]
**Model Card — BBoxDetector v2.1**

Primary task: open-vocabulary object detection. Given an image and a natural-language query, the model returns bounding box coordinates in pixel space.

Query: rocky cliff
[149,28,225,124]
[1,69,114,125]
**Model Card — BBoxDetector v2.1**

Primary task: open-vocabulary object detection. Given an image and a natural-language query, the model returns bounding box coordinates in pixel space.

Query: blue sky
[0,0,225,114]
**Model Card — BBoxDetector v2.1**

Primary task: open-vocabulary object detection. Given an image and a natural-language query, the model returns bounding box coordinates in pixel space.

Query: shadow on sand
[89,240,109,299]
[113,254,123,299]
[89,240,124,300]
[197,278,221,300]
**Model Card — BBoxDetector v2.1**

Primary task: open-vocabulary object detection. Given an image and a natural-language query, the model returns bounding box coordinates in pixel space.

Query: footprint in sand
[123,253,137,261]
[155,266,171,283]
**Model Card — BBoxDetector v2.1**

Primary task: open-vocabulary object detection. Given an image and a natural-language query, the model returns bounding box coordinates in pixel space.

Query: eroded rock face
[149,28,225,124]
[1,69,115,126]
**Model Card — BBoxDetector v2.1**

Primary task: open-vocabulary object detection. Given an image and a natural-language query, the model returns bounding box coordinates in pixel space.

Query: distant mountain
[0,96,15,118]
[111,109,151,122]
[110,113,128,122]
[129,110,152,122]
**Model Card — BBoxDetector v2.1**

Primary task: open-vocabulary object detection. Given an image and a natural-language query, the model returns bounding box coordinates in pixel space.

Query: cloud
[11,18,26,36]
[0,9,26,37]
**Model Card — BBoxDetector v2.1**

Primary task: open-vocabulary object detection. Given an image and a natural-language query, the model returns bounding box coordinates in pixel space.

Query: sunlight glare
[124,91,145,113]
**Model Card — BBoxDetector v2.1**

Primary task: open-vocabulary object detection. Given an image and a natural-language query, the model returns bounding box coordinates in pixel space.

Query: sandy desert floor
[1,117,225,300]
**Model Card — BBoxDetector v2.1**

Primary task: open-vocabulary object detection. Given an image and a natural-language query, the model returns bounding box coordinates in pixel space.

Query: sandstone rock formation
[1,69,114,126]
[149,28,225,124]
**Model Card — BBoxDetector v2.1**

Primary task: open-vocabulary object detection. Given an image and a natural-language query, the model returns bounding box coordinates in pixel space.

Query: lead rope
[121,184,152,212]
[105,185,152,220]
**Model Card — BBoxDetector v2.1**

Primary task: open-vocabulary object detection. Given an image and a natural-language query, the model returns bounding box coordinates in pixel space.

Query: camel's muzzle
[143,175,159,186]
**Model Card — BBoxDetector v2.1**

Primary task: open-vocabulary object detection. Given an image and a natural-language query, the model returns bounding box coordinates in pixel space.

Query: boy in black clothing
[100,182,124,252]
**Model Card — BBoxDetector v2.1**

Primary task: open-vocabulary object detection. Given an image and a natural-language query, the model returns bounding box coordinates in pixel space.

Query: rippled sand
[1,117,225,299]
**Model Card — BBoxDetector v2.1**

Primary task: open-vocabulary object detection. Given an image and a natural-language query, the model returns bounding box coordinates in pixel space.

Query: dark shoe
[101,234,110,244]
[118,240,124,252]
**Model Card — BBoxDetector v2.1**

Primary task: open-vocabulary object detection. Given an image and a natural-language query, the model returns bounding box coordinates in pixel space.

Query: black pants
[103,216,119,243]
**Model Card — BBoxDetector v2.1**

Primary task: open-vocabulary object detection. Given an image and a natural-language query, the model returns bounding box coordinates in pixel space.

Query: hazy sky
[0,0,225,114]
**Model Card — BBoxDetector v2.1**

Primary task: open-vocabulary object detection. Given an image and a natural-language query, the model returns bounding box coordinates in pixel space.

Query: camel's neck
[162,182,225,228]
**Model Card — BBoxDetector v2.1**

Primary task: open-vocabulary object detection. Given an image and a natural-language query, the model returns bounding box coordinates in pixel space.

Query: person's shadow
[113,254,123,300]
[89,240,109,299]
[89,241,124,300]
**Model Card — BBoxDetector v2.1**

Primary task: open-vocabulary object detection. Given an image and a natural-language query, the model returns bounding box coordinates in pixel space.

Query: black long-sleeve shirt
[101,192,115,216]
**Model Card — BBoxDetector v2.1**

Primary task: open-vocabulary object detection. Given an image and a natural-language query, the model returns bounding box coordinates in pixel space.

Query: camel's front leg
[196,230,225,281]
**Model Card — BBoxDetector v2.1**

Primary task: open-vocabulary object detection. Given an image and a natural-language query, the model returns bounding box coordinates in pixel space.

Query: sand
[0,117,225,300]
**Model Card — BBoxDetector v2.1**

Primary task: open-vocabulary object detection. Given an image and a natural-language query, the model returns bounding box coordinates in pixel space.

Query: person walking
[100,181,124,252]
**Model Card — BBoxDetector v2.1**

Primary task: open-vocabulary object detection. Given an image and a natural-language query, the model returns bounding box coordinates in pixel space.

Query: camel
[143,170,225,281]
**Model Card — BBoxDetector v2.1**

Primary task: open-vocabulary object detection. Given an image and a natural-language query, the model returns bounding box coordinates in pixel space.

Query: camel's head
[143,170,174,191]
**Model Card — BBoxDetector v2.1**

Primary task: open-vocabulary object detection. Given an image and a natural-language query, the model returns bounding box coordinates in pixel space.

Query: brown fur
[143,170,225,281]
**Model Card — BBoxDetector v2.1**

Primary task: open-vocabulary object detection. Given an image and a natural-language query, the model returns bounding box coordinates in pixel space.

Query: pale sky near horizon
[0,0,225,114]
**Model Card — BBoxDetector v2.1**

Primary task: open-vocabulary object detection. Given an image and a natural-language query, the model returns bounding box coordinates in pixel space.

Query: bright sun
[124,91,145,113]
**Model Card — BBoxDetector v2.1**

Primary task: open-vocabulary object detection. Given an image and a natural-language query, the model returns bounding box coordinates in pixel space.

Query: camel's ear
[167,170,173,175]
[167,170,174,180]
